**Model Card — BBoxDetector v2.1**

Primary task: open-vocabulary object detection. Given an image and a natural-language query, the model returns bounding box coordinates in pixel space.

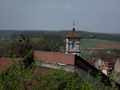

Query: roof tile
[65,32,81,38]
[34,51,75,65]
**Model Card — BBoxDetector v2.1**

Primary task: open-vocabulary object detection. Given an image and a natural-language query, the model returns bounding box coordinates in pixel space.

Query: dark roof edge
[75,55,120,88]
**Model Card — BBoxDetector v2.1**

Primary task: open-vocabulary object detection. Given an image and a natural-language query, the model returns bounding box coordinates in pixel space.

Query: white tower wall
[65,38,80,56]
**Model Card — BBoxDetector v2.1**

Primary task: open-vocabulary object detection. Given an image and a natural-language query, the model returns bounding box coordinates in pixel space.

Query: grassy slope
[81,39,120,49]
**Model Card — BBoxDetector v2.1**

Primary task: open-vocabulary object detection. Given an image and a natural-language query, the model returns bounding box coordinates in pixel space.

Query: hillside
[0,30,120,42]
[0,30,120,57]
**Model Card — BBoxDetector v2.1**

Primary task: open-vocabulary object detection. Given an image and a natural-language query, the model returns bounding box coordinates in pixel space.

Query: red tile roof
[0,58,19,72]
[34,51,75,65]
[105,60,117,69]
[0,58,12,72]
[85,58,96,66]
[0,51,75,72]
[65,32,81,38]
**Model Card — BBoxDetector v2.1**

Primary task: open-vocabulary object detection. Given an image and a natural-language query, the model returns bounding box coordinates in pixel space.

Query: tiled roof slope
[65,32,81,38]
[0,58,19,72]
[34,51,75,65]
[85,58,96,66]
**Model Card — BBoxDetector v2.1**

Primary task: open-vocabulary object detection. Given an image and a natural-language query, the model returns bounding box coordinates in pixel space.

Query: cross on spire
[72,20,75,32]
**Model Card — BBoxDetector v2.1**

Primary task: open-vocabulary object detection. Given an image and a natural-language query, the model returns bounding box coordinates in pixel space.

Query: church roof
[34,51,75,65]
[65,32,81,38]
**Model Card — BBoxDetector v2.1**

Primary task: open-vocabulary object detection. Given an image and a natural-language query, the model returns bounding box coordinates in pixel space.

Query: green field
[31,38,120,49]
[0,38,120,49]
[81,39,120,49]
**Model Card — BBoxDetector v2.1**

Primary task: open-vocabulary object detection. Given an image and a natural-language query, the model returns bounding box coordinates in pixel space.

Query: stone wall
[36,61,75,72]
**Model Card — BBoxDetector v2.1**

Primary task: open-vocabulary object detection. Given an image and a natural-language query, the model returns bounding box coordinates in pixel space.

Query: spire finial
[72,20,75,32]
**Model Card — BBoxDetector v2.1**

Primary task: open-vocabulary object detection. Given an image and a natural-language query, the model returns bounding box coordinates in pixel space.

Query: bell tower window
[72,41,75,49]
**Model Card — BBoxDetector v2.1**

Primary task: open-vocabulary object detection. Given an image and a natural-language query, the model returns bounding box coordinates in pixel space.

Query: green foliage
[0,30,120,42]
[0,63,36,90]
[21,50,34,68]
[0,63,119,90]
[32,32,65,52]
[7,34,33,57]
[0,31,120,57]
[17,34,33,57]
[81,48,120,61]
[6,34,35,67]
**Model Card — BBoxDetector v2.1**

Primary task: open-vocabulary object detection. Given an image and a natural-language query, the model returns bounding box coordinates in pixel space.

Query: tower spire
[72,20,75,32]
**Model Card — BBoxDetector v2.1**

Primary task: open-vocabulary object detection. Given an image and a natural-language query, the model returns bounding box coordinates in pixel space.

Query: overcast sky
[0,0,120,33]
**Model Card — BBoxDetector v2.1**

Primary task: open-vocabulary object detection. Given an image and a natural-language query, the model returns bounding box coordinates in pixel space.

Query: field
[31,38,120,49]
[0,38,120,49]
[81,39,120,49]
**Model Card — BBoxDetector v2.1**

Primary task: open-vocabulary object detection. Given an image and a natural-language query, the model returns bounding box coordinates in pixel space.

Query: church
[34,23,120,88]
[35,21,82,71]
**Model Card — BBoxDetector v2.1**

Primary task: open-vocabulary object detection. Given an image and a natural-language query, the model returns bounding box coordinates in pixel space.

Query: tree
[8,34,34,67]
[32,32,65,52]
[18,34,34,67]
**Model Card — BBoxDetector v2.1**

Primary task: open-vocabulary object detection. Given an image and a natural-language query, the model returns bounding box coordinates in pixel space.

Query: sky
[0,0,120,33]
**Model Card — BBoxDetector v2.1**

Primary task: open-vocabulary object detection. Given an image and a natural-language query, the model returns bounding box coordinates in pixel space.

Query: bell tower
[65,21,81,56]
